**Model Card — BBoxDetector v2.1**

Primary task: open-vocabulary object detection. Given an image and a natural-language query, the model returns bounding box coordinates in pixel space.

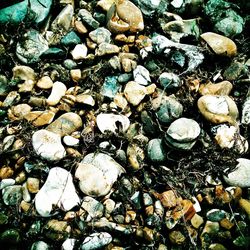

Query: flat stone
[32,129,66,161]
[223,158,250,187]
[35,167,80,216]
[25,110,56,127]
[46,112,82,137]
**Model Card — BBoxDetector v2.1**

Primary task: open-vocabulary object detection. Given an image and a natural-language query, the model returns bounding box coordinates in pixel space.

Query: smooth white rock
[204,96,229,114]
[62,238,77,250]
[71,44,88,60]
[133,65,151,85]
[0,179,15,190]
[223,158,250,187]
[63,135,80,146]
[32,129,66,161]
[75,153,125,197]
[96,113,130,134]
[46,81,67,106]
[80,232,112,250]
[35,167,80,216]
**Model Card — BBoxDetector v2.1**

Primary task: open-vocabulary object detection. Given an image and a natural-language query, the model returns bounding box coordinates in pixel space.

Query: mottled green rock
[0,229,21,244]
[0,0,52,25]
[233,236,250,248]
[147,138,167,163]
[0,75,9,96]
[206,209,227,222]
[31,241,50,250]
[41,47,66,59]
[101,76,120,98]
[223,62,248,81]
[141,110,160,136]
[63,59,77,70]
[2,185,23,205]
[0,212,8,225]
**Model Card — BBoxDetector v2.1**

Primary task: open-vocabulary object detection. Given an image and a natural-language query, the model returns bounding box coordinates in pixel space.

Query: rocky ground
[0,0,250,249]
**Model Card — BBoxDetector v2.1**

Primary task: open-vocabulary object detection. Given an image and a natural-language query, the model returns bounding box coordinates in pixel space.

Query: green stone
[233,236,250,248]
[41,47,66,59]
[63,59,77,70]
[61,31,81,47]
[0,212,8,225]
[0,75,9,96]
[141,111,159,136]
[2,185,23,206]
[206,209,226,222]
[101,76,120,98]
[147,138,167,163]
[0,229,21,244]
[223,62,248,81]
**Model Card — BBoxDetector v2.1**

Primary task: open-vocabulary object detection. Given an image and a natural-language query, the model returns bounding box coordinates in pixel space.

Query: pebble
[51,3,74,31]
[46,112,82,137]
[165,118,201,150]
[8,104,32,121]
[152,94,183,124]
[75,20,88,34]
[71,44,88,60]
[36,76,53,89]
[16,29,49,64]
[197,95,239,125]
[26,177,40,194]
[241,92,250,125]
[191,213,204,228]
[95,42,120,56]
[133,65,151,85]
[78,9,100,29]
[12,65,36,92]
[35,167,80,217]
[61,31,81,47]
[101,76,120,98]
[80,232,112,250]
[169,230,186,245]
[79,196,104,221]
[0,229,21,245]
[107,0,144,33]
[75,152,125,197]
[200,32,237,57]
[89,27,111,44]
[199,81,233,96]
[63,136,79,146]
[30,241,50,250]
[46,81,67,106]
[24,110,56,127]
[147,139,167,163]
[206,209,227,222]
[2,91,20,107]
[214,125,248,153]
[32,129,66,161]
[127,143,145,170]
[62,239,76,250]
[239,198,250,220]
[76,93,95,106]
[124,81,156,106]
[96,113,130,134]
[223,158,250,188]
[158,72,182,89]
[2,184,23,206]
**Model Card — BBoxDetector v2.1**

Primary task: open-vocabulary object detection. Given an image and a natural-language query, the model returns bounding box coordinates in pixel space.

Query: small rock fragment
[46,81,67,106]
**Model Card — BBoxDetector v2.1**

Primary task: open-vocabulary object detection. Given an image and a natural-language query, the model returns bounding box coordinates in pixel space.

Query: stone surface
[165,118,201,150]
[147,139,166,163]
[199,81,233,96]
[32,129,66,161]
[133,65,151,86]
[2,185,23,206]
[89,27,111,44]
[46,112,82,137]
[96,113,130,134]
[223,158,250,188]
[35,167,80,216]
[75,152,125,197]
[16,29,49,64]
[46,81,67,106]
[36,76,53,89]
[198,95,239,125]
[200,32,237,57]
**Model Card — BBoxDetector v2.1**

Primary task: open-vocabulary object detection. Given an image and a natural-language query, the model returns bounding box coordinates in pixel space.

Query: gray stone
[89,27,111,44]
[16,29,49,64]
[78,9,100,29]
[158,72,182,89]
[63,59,77,69]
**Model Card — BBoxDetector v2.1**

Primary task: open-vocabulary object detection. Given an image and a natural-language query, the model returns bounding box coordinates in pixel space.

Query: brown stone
[199,81,233,96]
[200,32,237,57]
[239,198,250,219]
[25,110,56,127]
[74,20,88,34]
[160,190,178,208]
[220,218,234,230]
[215,185,232,204]
[0,166,14,179]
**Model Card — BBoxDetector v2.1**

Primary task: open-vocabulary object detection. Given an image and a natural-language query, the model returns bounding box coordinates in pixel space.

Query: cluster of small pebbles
[0,0,250,249]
